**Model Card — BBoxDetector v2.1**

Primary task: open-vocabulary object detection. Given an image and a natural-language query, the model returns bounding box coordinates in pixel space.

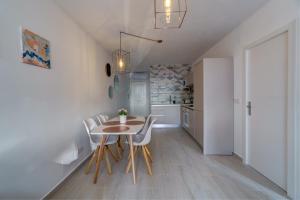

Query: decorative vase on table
[118,108,128,124]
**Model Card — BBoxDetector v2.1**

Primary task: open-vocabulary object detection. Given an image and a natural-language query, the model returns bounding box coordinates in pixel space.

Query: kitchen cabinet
[151,105,181,127]
[181,106,194,136]
[183,72,193,86]
[180,106,184,127]
[193,58,234,155]
[194,110,203,147]
[193,61,203,112]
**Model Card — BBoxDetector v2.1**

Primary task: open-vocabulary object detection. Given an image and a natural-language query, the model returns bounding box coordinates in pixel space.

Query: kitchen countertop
[181,104,195,110]
[151,104,181,107]
[151,104,195,110]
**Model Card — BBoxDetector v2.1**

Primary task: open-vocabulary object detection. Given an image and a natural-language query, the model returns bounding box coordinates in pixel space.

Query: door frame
[243,20,298,198]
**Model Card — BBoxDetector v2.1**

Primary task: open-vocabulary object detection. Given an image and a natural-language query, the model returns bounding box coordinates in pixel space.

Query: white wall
[194,0,300,158]
[0,0,128,198]
[296,9,300,200]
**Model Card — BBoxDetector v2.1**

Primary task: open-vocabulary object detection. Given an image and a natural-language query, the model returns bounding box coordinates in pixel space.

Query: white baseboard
[233,153,243,161]
[41,152,92,200]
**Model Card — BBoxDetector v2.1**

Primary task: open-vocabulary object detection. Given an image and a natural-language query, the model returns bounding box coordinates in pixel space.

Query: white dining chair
[124,114,152,150]
[126,117,157,176]
[97,114,124,158]
[96,114,109,125]
[83,118,119,175]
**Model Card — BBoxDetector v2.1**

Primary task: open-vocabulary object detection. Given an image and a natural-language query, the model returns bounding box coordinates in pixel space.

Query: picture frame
[20,28,51,69]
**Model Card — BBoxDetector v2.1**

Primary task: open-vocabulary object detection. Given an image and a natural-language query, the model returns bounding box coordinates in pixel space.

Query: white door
[246,32,288,190]
[130,81,148,116]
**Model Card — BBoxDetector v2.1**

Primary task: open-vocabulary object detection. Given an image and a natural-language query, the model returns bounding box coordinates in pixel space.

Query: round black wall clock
[106,63,111,77]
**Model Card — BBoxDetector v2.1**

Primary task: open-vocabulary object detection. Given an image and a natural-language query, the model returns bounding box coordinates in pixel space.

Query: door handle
[247,101,252,116]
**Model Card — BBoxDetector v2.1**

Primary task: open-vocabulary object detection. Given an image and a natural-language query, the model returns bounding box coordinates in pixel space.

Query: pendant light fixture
[112,32,163,74]
[154,0,187,29]
[112,49,130,74]
[112,32,130,74]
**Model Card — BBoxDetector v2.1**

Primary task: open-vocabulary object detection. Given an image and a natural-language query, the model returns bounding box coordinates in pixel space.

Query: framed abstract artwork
[21,28,51,69]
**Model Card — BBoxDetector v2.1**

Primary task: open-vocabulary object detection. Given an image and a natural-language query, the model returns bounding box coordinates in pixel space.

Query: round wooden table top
[127,116,136,120]
[103,126,130,133]
[104,120,144,126]
[103,121,120,126]
[125,121,144,125]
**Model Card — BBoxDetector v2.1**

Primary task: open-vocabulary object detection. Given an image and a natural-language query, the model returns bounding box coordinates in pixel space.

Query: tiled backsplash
[150,64,191,105]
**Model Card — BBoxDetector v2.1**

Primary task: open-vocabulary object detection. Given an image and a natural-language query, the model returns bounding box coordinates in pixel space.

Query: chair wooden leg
[116,143,122,159]
[125,136,131,150]
[93,136,107,184]
[118,136,124,157]
[142,146,152,176]
[126,158,132,173]
[85,146,99,174]
[144,146,153,162]
[126,146,138,173]
[127,151,131,160]
[104,149,112,175]
[127,146,137,160]
[106,146,119,162]
[118,136,124,152]
[127,146,135,160]
[145,145,152,154]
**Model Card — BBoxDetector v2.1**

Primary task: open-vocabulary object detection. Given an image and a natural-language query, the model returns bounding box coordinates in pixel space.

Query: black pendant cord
[120,31,163,44]
[117,31,162,72]
[120,32,122,56]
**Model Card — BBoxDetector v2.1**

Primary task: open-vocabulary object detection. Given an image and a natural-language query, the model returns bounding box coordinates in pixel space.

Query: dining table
[90,116,145,184]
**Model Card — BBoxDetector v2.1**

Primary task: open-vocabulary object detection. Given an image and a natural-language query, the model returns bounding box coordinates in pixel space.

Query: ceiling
[54,0,268,71]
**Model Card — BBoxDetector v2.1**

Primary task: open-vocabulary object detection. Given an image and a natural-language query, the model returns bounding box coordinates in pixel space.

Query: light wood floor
[48,128,287,200]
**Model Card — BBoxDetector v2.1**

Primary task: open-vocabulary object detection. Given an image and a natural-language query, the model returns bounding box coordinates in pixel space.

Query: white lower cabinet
[181,107,194,136]
[188,109,194,138]
[182,108,203,148]
[151,105,181,127]
[194,110,203,147]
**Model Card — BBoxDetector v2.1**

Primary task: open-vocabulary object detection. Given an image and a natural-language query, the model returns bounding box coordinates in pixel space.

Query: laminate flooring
[48,128,287,200]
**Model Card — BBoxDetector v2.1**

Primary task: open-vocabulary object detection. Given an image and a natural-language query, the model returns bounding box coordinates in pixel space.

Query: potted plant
[118,108,128,124]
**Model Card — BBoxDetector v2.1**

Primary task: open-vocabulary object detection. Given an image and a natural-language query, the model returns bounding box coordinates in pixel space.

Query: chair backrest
[96,114,109,125]
[83,118,98,148]
[96,116,103,126]
[138,114,152,135]
[139,118,157,145]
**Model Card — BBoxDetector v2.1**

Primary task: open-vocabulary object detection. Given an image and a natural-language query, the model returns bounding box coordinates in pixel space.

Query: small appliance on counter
[182,85,193,104]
